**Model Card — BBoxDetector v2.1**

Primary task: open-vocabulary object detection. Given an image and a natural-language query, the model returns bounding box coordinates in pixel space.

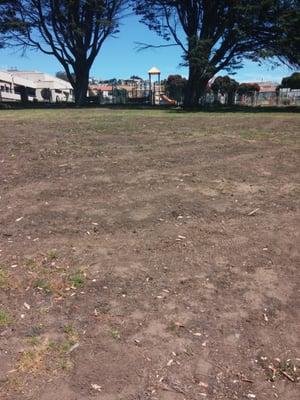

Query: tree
[12,0,127,105]
[134,0,300,107]
[104,78,118,84]
[268,2,300,68]
[0,0,24,48]
[165,74,186,103]
[210,76,239,105]
[55,71,75,82]
[0,1,12,46]
[281,72,300,89]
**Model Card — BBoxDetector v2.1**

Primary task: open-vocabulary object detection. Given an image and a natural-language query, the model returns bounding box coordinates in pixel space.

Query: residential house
[256,81,278,105]
[89,84,113,102]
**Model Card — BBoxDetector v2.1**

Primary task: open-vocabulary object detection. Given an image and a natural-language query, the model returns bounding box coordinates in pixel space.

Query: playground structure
[160,94,177,105]
[85,66,180,105]
[88,67,177,106]
[148,66,162,105]
[147,66,177,105]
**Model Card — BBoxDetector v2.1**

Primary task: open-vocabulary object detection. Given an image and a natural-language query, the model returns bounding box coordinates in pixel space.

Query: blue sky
[0,15,295,83]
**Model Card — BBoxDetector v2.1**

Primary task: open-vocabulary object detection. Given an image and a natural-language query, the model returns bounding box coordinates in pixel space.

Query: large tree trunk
[73,65,89,106]
[184,64,210,108]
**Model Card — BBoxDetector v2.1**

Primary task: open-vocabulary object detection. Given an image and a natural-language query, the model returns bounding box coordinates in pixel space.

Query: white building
[0,70,37,102]
[0,70,74,103]
[279,87,300,105]
[10,71,73,102]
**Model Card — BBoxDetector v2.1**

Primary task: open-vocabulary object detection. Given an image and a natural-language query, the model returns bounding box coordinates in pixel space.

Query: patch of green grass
[110,328,120,340]
[33,279,51,293]
[0,309,13,326]
[48,337,77,355]
[61,339,76,352]
[69,272,85,288]
[59,358,73,370]
[63,324,72,335]
[63,324,77,336]
[47,250,59,260]
[24,257,36,268]
[167,322,178,332]
[47,340,59,350]
[0,269,9,289]
[63,324,79,347]
[27,335,40,346]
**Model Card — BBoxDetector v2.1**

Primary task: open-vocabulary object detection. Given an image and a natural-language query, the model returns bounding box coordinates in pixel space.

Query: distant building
[279,87,300,105]
[0,70,37,102]
[256,81,278,105]
[235,81,279,106]
[89,84,113,100]
[10,71,73,102]
[0,70,73,103]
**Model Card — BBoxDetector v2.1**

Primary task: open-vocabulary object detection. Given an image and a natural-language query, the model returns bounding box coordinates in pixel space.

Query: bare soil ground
[0,109,299,400]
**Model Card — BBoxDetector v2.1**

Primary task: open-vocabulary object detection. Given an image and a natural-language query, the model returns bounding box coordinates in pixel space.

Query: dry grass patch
[0,309,13,326]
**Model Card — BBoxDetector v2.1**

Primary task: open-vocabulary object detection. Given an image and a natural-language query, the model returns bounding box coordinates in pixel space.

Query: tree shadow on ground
[0,102,299,113]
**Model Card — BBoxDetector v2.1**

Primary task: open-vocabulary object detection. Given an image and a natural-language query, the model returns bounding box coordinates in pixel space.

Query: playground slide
[160,94,177,105]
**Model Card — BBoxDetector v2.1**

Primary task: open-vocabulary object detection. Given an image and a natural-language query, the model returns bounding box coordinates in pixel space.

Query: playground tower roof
[148,66,161,75]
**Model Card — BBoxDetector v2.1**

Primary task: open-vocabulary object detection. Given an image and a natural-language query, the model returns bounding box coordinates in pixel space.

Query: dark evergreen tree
[237,82,260,105]
[0,0,23,48]
[165,74,187,102]
[133,0,300,107]
[11,0,128,105]
[281,72,300,89]
[211,76,239,105]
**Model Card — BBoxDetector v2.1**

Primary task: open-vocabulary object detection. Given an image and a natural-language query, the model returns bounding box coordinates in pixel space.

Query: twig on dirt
[67,342,80,354]
[280,370,295,382]
[159,378,186,395]
[241,378,254,383]
[159,383,185,395]
[248,208,260,216]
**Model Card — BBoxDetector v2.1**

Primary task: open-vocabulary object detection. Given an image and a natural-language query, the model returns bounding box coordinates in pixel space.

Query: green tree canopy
[269,2,300,68]
[9,0,128,105]
[211,76,239,105]
[237,83,260,95]
[133,0,300,107]
[281,72,300,89]
[165,74,187,102]
[0,0,24,48]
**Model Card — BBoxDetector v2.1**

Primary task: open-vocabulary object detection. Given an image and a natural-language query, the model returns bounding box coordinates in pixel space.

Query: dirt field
[0,109,299,400]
